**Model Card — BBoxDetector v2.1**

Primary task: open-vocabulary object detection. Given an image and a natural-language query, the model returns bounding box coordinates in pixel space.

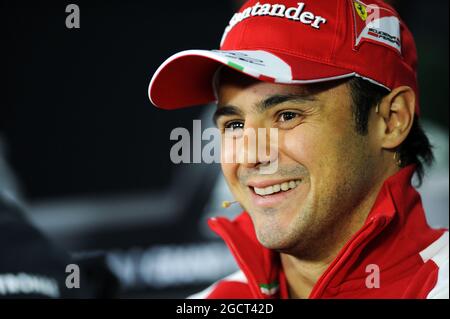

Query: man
[148,0,448,298]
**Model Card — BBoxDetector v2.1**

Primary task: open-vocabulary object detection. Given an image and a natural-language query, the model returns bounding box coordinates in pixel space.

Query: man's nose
[239,124,278,170]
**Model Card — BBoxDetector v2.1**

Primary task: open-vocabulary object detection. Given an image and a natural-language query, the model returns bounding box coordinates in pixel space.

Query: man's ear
[376,86,415,150]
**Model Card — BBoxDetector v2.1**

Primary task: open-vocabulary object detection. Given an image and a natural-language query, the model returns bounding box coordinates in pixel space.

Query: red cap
[149,0,419,113]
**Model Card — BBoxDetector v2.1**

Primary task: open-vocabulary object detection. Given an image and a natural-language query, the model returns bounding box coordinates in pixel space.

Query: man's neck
[280,253,332,298]
[279,210,366,298]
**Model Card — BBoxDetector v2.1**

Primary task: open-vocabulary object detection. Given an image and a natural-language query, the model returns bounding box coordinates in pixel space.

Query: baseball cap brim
[148,49,356,110]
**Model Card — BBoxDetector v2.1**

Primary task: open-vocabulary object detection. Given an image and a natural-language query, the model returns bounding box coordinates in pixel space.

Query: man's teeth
[253,180,301,196]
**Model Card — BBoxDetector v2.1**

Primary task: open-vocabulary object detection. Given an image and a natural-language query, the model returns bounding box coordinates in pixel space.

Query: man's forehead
[213,68,324,126]
[215,66,349,105]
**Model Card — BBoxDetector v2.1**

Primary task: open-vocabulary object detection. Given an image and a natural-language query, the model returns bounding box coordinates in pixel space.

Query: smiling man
[148,0,449,299]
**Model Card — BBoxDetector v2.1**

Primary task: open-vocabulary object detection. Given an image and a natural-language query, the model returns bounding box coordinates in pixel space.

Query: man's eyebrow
[213,105,243,125]
[256,93,316,112]
[213,93,316,125]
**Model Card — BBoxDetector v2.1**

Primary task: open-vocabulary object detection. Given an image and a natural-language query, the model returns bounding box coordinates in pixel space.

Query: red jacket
[191,165,449,299]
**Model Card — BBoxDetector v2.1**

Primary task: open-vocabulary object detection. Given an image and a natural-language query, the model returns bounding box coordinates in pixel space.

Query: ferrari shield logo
[351,0,401,53]
[354,1,368,21]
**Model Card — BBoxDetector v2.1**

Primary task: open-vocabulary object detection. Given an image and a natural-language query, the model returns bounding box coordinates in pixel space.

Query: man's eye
[224,121,244,131]
[278,111,299,122]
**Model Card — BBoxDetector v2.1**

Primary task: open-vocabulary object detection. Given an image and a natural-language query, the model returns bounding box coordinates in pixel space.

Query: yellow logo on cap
[354,1,368,21]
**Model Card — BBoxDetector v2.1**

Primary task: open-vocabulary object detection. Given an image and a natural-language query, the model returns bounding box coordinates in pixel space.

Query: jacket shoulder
[419,231,449,299]
[188,270,253,299]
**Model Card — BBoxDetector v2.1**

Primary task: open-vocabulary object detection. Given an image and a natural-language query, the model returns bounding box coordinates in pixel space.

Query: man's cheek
[221,137,242,165]
[282,129,319,164]
[221,162,239,188]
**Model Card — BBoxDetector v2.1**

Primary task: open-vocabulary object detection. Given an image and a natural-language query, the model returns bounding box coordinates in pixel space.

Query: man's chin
[246,202,310,247]
[253,223,297,251]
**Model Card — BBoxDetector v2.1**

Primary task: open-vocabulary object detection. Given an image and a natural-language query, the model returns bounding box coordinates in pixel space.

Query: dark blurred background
[1,0,448,298]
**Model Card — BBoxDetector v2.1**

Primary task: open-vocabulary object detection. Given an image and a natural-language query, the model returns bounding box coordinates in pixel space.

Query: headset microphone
[222,200,238,208]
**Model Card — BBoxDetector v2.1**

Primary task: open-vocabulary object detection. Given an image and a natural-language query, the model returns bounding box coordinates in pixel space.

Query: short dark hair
[348,77,434,186]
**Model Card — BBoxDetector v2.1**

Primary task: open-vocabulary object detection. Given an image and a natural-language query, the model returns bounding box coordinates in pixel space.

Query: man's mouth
[247,178,304,207]
[252,179,301,196]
